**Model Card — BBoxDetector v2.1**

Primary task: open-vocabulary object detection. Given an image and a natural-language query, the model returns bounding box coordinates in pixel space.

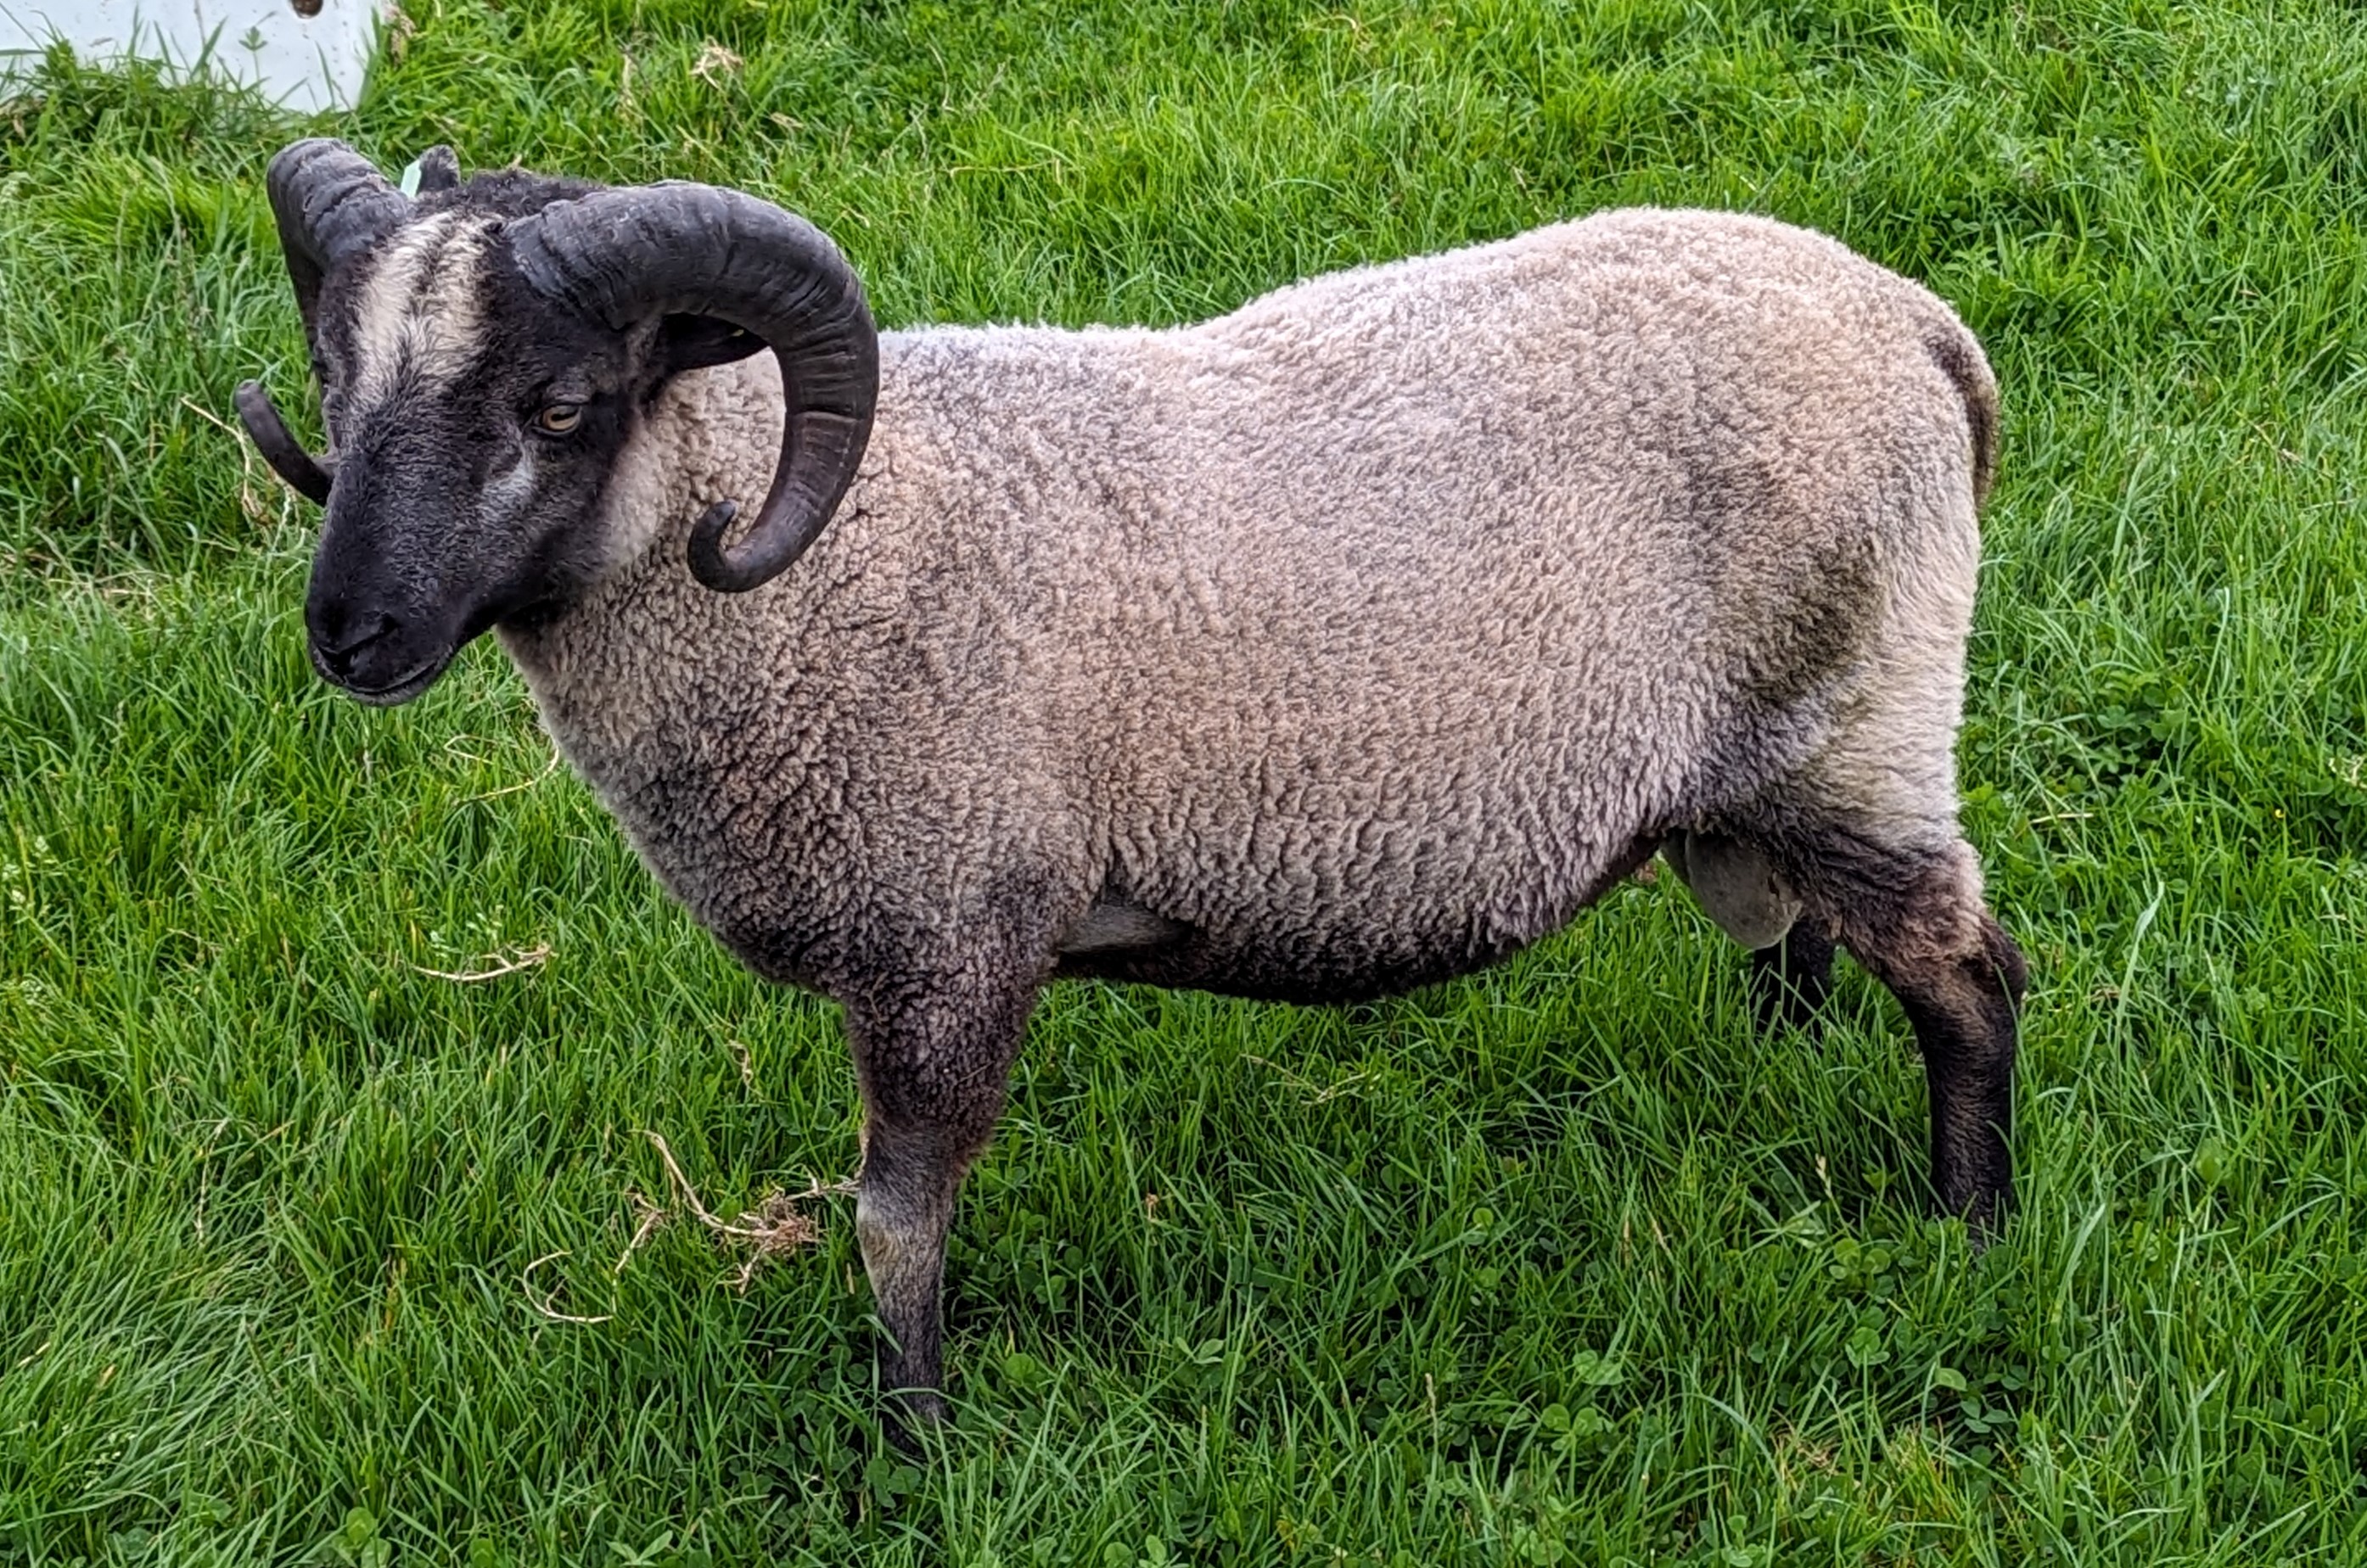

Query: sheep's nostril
[312,611,399,674]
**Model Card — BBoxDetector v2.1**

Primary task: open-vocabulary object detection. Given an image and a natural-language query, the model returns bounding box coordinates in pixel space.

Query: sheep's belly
[1054,831,1660,1005]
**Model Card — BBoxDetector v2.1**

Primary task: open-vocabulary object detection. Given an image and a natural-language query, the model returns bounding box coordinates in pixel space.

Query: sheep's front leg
[846,962,1039,1431]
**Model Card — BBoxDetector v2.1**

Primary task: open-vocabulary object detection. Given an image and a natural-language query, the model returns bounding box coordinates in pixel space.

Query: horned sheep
[237,138,2028,1423]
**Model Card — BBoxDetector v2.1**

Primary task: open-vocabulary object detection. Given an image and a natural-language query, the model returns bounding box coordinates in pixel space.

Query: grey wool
[241,140,2028,1426]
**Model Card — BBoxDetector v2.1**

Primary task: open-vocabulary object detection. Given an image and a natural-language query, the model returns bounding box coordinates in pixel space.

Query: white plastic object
[0,1,381,115]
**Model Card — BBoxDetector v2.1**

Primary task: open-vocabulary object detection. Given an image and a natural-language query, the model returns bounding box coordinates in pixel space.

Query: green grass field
[5,0,2367,1560]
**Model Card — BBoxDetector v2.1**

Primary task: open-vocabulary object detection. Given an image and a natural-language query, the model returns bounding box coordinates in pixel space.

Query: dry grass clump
[526,1132,854,1320]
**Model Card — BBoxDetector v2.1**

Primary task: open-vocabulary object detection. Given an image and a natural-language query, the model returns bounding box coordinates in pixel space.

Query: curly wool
[501,208,1995,1013]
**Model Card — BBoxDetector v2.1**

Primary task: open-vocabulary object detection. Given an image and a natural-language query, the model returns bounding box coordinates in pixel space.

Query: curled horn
[508,183,878,593]
[234,380,331,502]
[238,138,410,504]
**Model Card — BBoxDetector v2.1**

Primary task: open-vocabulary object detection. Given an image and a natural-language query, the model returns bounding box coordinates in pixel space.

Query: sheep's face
[298,196,761,705]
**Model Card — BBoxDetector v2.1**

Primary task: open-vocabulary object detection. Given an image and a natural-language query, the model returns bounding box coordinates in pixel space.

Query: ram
[238,139,2026,1422]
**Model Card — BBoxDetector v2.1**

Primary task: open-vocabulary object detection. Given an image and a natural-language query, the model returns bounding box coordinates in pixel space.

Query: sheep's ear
[653,313,766,379]
[411,145,462,194]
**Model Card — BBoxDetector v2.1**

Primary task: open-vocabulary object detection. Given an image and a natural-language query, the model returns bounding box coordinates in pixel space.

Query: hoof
[881,1387,950,1456]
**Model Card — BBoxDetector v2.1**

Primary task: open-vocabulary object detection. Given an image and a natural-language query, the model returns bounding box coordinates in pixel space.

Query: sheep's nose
[311,608,400,678]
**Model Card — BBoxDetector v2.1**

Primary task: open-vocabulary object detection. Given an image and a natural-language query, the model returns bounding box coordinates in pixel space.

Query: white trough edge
[0,1,382,115]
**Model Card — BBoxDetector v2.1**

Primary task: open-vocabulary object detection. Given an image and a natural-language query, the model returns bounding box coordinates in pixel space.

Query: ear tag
[398,158,424,198]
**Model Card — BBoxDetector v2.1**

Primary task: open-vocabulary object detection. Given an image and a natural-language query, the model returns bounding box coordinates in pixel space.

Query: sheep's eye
[535,402,583,435]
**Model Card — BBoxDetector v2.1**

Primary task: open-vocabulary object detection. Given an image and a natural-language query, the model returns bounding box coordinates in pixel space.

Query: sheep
[237,137,2027,1425]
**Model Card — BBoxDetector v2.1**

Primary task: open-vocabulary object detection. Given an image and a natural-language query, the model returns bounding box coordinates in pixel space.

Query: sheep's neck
[491,368,861,957]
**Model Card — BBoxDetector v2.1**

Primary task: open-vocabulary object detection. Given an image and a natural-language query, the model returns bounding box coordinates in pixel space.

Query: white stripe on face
[348,212,494,405]
[481,442,537,524]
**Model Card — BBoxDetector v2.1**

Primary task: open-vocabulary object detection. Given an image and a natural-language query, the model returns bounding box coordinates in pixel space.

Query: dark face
[300,207,757,704]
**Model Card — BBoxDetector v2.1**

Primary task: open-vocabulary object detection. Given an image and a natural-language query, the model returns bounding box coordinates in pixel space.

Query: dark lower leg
[845,957,1041,1435]
[856,1118,979,1426]
[1750,921,1836,1033]
[1833,847,2027,1228]
[1895,912,2025,1225]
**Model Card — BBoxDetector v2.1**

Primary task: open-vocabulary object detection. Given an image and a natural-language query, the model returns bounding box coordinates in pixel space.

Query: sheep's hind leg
[845,961,1040,1437]
[1807,836,2026,1229]
[1750,922,1836,1033]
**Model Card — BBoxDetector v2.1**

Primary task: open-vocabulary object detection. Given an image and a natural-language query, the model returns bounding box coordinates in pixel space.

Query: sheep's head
[238,139,877,705]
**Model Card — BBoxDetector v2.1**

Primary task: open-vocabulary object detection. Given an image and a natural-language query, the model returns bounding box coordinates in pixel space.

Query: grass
[4,0,2367,1560]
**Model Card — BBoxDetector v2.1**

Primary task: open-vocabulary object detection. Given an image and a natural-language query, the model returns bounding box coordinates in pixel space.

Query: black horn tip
[687,500,766,592]
[233,380,334,505]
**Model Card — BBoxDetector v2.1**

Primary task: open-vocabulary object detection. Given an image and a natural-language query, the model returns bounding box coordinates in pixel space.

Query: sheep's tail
[1923,322,1999,511]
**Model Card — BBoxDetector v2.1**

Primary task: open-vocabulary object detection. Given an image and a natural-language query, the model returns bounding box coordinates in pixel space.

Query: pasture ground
[4,2,2367,1562]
